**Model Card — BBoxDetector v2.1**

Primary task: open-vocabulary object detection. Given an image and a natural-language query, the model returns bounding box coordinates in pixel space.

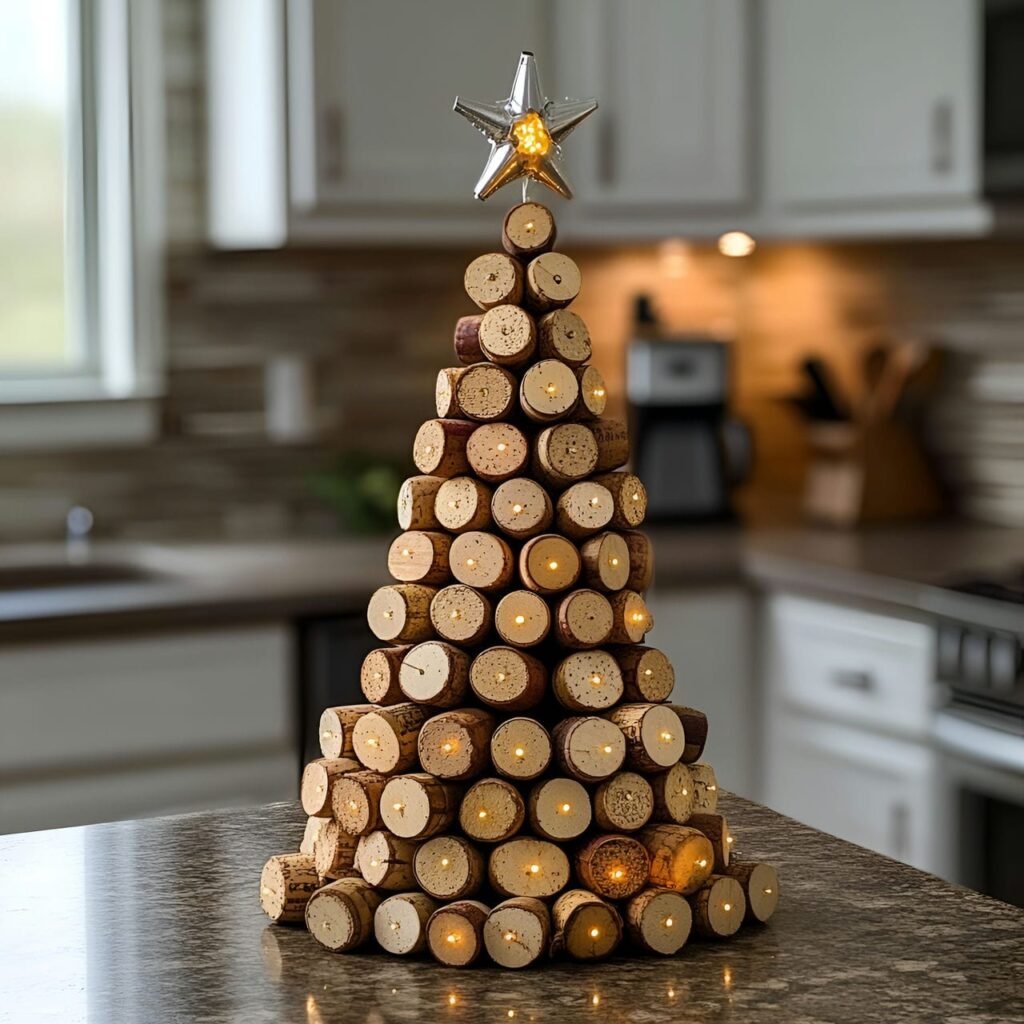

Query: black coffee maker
[627,300,750,522]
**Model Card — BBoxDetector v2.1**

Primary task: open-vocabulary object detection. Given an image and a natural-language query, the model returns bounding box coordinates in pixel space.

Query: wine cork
[555,482,614,539]
[413,418,474,477]
[689,875,745,939]
[465,252,523,310]
[650,762,695,825]
[360,645,412,705]
[427,900,490,967]
[332,770,389,835]
[259,853,319,924]
[380,773,461,839]
[435,475,492,533]
[466,422,529,482]
[551,889,623,961]
[639,824,715,895]
[520,358,580,422]
[608,589,653,644]
[435,367,464,418]
[590,419,631,473]
[594,771,654,832]
[552,715,626,782]
[725,861,780,923]
[580,531,630,591]
[689,762,719,812]
[318,704,375,760]
[626,888,692,955]
[478,304,537,366]
[668,705,709,763]
[314,819,361,881]
[575,365,607,418]
[301,814,332,856]
[367,584,436,644]
[414,835,485,900]
[537,309,591,366]
[469,646,546,711]
[454,313,486,364]
[552,649,623,711]
[688,812,733,873]
[374,892,438,955]
[555,588,614,648]
[488,838,570,899]
[494,589,551,647]
[490,717,552,781]
[460,776,526,842]
[527,776,591,840]
[398,640,470,707]
[623,530,654,591]
[397,475,444,531]
[484,897,551,969]
[491,477,553,539]
[387,530,452,585]
[576,834,651,900]
[352,703,429,774]
[525,251,581,311]
[430,584,493,645]
[502,201,556,257]
[301,757,360,817]
[592,472,647,528]
[455,361,518,420]
[615,646,675,702]
[357,830,419,890]
[519,533,581,594]
[605,703,684,772]
[417,707,497,781]
[450,530,515,592]
[534,422,599,487]
[305,877,382,953]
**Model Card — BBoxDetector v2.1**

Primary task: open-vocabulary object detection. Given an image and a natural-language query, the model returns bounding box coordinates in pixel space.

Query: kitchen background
[2,0,1022,910]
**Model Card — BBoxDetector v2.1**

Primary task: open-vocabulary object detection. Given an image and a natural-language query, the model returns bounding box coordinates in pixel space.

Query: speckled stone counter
[1,796,1020,1024]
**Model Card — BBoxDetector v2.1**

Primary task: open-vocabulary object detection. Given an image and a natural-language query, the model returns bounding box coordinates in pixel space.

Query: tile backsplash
[1,0,1021,541]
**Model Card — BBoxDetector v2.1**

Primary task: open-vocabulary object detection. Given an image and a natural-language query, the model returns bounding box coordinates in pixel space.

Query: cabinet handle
[322,104,345,184]
[598,115,615,187]
[931,99,953,175]
[889,802,910,861]
[830,668,877,693]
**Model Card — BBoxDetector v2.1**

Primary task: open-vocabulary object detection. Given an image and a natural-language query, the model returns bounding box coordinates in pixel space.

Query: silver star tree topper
[453,51,597,201]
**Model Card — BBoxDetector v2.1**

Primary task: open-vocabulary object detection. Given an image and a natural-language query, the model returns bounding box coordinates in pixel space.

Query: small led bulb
[512,503,523,514]
[548,560,559,571]
[664,916,674,928]
[450,609,461,620]
[478,809,488,819]
[589,927,600,938]
[589,497,600,507]
[392,802,403,811]
[514,746,525,758]
[514,614,526,625]
[529,864,540,874]
[496,442,508,452]
[466,558,476,567]
[560,803,571,813]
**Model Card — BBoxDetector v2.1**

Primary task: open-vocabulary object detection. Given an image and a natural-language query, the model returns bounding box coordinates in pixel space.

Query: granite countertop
[2,521,1022,640]
[1,796,1020,1024]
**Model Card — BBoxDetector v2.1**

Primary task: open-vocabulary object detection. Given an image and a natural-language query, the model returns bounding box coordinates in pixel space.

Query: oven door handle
[933,712,1024,773]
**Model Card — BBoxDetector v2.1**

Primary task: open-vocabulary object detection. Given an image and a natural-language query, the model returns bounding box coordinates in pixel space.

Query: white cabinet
[646,585,755,797]
[0,625,297,833]
[555,0,750,210]
[764,0,987,234]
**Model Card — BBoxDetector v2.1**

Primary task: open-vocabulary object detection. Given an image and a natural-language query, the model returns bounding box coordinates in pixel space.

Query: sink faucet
[66,505,94,562]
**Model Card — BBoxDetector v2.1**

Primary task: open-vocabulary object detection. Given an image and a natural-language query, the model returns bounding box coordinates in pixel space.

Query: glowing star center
[511,111,551,157]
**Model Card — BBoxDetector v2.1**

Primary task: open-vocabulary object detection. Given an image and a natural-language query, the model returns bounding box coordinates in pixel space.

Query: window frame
[0,0,164,448]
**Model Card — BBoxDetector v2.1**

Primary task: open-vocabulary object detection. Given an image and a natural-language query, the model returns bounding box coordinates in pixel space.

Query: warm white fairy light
[589,496,600,507]
[442,741,454,753]
[348,799,358,810]
[440,857,450,867]
[478,808,488,819]
[723,902,732,912]
[611,868,624,880]
[548,560,559,571]
[609,557,619,566]
[450,609,461,621]
[545,383,557,394]
[466,558,476,567]
[590,674,602,686]
[512,503,523,514]
[529,863,540,874]
[382,610,393,620]
[497,442,508,452]
[514,614,526,625]
[401,548,411,557]
[589,927,600,938]
[708,784,717,792]
[697,858,708,868]
[514,746,525,758]
[591,994,600,1006]
[602,744,613,754]
[392,802,404,811]
[664,917,674,928]
[560,802,571,813]
[504,931,517,942]
[366,736,379,747]
[446,933,458,944]
[321,729,333,741]
[631,491,640,501]
[727,835,734,844]
[593,388,605,398]
[660,731,674,742]
[369,858,379,868]
[764,887,773,894]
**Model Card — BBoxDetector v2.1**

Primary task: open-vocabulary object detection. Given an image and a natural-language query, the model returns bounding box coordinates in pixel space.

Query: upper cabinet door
[765,0,981,208]
[555,0,750,207]
[297,0,551,209]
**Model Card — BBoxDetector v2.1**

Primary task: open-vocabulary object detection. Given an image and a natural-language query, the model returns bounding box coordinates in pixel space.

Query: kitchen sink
[0,562,165,591]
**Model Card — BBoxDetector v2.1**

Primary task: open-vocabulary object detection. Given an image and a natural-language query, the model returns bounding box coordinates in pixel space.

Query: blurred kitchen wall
[1,0,1022,540]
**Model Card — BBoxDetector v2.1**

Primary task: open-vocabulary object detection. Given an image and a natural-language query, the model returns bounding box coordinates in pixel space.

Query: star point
[453,51,597,201]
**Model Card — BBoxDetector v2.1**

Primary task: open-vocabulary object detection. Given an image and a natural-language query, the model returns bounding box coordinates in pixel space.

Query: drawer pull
[830,669,877,693]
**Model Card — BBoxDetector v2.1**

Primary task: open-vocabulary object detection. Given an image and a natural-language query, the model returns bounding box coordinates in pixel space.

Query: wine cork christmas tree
[260,50,779,967]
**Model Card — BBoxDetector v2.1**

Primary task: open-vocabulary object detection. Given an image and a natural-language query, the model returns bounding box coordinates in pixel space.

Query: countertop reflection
[1,796,1021,1024]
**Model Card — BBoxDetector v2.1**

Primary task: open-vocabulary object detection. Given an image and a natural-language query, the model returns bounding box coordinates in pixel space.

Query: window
[0,0,162,443]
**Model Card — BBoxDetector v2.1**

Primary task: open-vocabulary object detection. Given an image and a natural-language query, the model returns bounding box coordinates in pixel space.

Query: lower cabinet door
[766,714,938,873]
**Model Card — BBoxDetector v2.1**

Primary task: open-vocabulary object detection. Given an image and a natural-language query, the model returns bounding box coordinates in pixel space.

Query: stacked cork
[259,202,780,967]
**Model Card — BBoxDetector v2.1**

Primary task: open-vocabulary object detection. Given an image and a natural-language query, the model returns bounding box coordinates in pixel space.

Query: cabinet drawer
[768,593,934,737]
[0,625,293,773]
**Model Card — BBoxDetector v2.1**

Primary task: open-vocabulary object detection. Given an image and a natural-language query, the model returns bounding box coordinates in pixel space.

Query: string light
[590,674,602,686]
[512,503,523,514]
[609,557,619,566]
[440,857,450,867]
[512,111,551,156]
[496,672,506,682]
[631,491,640,501]
[726,836,734,845]
[504,931,517,942]
[321,730,333,741]
[664,917,674,928]
[448,994,458,1006]
[591,994,600,1006]
[602,744,613,753]
[366,737,379,747]
[514,614,526,625]
[764,887,773,894]
[446,933,458,944]
[442,741,454,752]
[589,497,600,507]
[548,560,559,570]
[593,388,605,398]
[382,610,393,620]
[697,858,708,868]
[524,221,535,233]
[400,548,411,557]
[392,802,403,811]
[478,809,488,819]
[450,609,461,620]
[560,802,572,813]
[589,927,600,938]
[466,558,476,567]
[529,864,540,874]
[611,869,624,880]
[660,731,674,742]
[723,903,732,912]
[545,383,558,395]
[514,746,525,758]
[369,859,379,867]
[497,443,508,452]
[348,799,358,810]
